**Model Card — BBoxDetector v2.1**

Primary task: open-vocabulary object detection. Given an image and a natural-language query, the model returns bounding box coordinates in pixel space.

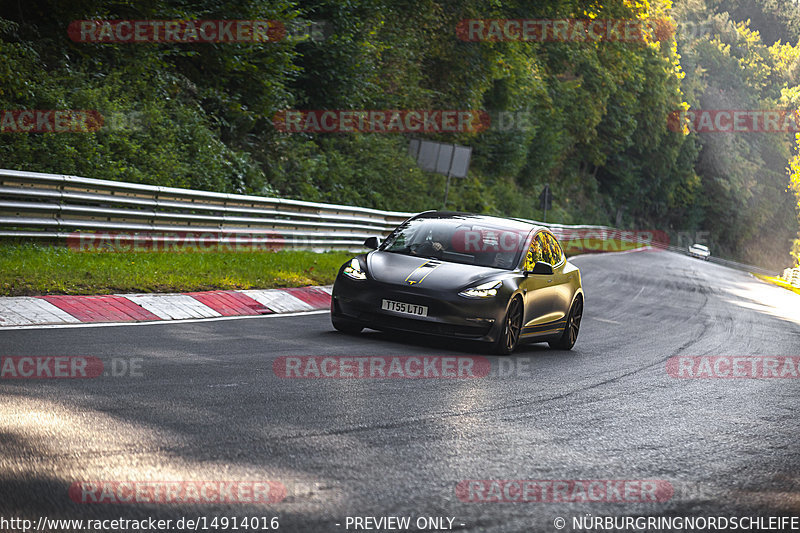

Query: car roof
[413,210,548,233]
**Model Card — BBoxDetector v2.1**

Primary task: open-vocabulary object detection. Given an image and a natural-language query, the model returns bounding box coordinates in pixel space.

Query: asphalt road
[1,250,799,533]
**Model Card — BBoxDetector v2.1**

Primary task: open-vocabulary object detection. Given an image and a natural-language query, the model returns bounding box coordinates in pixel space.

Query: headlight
[343,258,367,280]
[459,280,502,298]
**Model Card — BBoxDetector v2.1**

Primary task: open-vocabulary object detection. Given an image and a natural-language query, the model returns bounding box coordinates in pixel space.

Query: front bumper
[331,275,508,342]
[688,251,710,259]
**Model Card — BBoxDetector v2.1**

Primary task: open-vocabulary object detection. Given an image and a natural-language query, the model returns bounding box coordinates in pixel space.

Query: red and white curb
[0,286,332,327]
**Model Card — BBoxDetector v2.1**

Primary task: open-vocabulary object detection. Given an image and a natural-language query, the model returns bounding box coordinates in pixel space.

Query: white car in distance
[688,243,711,261]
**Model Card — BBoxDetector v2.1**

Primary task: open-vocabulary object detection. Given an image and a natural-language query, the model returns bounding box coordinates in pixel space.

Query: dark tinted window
[524,232,563,268]
[545,233,563,264]
[523,233,546,270]
[382,216,528,269]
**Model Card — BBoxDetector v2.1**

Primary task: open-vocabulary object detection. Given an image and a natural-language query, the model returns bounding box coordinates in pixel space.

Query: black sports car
[331,211,584,354]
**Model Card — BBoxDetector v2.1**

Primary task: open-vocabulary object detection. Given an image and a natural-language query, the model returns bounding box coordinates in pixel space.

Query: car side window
[540,233,555,265]
[523,233,547,270]
[546,233,563,264]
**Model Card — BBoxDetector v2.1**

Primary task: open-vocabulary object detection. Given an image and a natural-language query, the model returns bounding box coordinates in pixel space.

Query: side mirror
[364,236,380,250]
[526,261,553,276]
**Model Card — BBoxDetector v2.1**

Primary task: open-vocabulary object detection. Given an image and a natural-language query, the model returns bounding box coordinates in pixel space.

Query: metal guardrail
[0,168,782,276]
[0,169,414,251]
[701,253,778,277]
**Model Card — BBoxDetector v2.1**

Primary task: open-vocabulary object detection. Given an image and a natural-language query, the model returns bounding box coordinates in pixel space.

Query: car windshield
[381,217,530,269]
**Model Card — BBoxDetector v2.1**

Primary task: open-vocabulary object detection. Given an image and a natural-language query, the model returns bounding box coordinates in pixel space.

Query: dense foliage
[1,0,798,269]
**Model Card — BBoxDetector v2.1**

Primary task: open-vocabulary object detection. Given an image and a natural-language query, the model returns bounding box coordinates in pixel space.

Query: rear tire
[549,296,582,350]
[492,297,523,355]
[331,315,363,334]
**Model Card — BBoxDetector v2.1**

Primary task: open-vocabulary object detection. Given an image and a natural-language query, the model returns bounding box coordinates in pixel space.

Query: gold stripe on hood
[404,260,441,285]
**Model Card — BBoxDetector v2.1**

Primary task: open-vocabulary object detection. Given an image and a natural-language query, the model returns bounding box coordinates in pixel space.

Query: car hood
[367,251,505,291]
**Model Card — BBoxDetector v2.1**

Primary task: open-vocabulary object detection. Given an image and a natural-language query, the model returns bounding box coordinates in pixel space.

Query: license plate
[381,299,428,317]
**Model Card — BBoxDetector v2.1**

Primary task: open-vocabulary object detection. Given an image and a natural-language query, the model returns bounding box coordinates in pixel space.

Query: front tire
[492,297,523,355]
[550,296,582,350]
[331,315,363,334]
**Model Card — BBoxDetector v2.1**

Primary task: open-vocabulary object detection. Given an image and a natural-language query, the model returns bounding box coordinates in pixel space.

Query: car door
[544,232,573,321]
[520,231,561,333]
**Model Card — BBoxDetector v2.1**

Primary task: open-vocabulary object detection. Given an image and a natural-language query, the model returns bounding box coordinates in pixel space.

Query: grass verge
[752,272,800,296]
[0,244,353,296]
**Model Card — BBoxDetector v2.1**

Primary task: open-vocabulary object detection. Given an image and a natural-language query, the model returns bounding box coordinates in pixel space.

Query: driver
[412,226,449,256]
